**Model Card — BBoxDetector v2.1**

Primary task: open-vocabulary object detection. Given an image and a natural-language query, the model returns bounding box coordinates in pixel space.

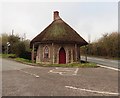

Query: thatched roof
[30,11,88,47]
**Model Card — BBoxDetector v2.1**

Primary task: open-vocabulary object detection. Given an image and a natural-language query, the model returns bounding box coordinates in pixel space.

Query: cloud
[1,2,118,42]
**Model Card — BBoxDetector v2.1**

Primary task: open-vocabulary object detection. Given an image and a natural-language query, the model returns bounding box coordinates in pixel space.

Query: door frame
[58,47,66,64]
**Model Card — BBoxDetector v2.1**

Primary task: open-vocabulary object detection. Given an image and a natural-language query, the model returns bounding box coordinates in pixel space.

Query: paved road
[2,58,119,96]
[81,56,119,69]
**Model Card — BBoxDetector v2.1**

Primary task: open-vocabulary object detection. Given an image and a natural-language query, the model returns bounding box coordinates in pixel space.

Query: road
[2,58,119,96]
[81,56,119,69]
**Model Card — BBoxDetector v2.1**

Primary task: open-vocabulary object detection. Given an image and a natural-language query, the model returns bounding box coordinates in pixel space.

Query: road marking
[49,68,79,76]
[49,69,63,75]
[65,86,119,95]
[97,64,120,71]
[18,69,40,78]
[73,68,79,75]
[7,66,40,78]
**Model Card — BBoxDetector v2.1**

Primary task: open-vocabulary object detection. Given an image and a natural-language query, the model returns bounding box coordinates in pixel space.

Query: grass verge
[1,54,98,68]
[38,62,98,68]
[0,54,16,58]
[1,53,32,64]
[14,58,32,63]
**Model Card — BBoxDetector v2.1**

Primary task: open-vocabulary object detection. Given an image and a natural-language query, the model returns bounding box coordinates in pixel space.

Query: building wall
[36,43,81,64]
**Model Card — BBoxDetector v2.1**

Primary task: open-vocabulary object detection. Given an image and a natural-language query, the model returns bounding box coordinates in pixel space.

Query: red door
[59,47,66,64]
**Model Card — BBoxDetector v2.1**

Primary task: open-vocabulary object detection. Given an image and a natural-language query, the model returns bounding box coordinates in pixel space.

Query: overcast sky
[1,1,118,42]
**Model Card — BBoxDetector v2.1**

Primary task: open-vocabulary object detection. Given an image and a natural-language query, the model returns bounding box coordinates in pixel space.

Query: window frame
[43,46,49,59]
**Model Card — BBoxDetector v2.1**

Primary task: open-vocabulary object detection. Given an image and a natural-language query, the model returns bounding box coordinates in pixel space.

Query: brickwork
[35,43,81,64]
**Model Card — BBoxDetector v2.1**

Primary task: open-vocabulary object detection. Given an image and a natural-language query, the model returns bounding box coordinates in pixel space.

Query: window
[44,46,49,58]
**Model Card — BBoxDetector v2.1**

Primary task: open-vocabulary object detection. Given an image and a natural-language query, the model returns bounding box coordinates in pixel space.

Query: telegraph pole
[85,34,91,62]
[85,45,87,62]
[24,33,26,40]
[12,29,14,35]
[88,34,91,55]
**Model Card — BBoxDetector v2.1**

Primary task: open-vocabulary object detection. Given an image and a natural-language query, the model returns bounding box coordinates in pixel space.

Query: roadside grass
[0,54,16,58]
[1,53,32,64]
[40,62,98,68]
[1,53,97,68]
[14,58,32,63]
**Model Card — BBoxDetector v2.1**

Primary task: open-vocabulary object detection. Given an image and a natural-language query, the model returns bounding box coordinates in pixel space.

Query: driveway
[2,58,119,96]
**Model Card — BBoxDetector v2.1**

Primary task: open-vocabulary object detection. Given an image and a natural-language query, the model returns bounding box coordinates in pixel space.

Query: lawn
[39,62,98,68]
[1,53,32,64]
[0,54,16,58]
[14,58,32,63]
[1,54,98,68]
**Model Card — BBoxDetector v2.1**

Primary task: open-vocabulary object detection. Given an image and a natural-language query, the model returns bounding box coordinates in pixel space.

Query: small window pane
[44,46,49,58]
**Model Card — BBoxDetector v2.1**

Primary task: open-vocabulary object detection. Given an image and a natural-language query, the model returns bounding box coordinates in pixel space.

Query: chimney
[54,11,60,20]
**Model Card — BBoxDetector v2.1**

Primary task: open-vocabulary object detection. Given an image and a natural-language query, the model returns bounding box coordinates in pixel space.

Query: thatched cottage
[30,11,88,64]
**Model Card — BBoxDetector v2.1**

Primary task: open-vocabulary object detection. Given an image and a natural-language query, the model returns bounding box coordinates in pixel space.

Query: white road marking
[7,66,40,78]
[97,64,120,71]
[49,68,79,75]
[19,69,39,78]
[73,68,79,75]
[49,69,63,75]
[65,86,119,95]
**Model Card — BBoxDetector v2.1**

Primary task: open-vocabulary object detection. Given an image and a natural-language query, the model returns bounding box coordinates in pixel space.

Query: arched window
[44,46,49,58]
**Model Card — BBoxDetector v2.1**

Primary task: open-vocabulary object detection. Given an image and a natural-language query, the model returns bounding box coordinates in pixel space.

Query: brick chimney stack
[54,11,60,20]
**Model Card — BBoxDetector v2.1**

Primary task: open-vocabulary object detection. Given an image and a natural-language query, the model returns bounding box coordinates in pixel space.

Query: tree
[80,32,119,58]
[1,32,31,59]
[8,35,20,54]
[13,41,25,57]
[1,33,9,53]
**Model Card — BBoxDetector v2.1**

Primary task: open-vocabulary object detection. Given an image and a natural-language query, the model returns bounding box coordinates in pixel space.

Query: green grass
[1,54,97,68]
[0,54,16,58]
[1,53,32,63]
[40,62,97,68]
[14,58,32,63]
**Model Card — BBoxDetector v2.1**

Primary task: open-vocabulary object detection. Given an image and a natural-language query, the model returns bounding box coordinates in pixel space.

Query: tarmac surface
[81,56,119,69]
[1,58,119,96]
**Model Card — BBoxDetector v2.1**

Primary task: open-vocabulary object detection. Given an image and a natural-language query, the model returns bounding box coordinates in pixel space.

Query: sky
[1,1,118,42]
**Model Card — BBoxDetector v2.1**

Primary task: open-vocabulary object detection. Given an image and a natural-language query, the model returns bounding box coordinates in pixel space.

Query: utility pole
[88,34,91,44]
[24,33,26,40]
[12,29,14,35]
[21,33,26,41]
[88,34,91,55]
[85,45,87,62]
[85,34,91,62]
